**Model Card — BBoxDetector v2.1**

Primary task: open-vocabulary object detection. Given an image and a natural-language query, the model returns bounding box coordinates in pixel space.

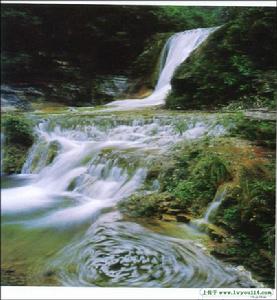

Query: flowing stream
[1,28,261,288]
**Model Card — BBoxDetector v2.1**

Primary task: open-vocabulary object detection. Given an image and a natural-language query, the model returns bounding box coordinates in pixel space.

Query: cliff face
[1,5,222,106]
[1,5,156,105]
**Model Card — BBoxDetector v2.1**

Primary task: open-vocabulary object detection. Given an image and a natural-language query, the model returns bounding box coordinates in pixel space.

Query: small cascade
[190,186,227,230]
[1,132,4,174]
[203,187,227,222]
[2,114,224,228]
[106,27,217,110]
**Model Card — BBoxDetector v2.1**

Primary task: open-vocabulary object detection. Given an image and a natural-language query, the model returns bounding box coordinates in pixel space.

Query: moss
[2,144,29,174]
[230,117,276,149]
[2,114,34,146]
[211,156,275,286]
[2,114,34,174]
[128,33,173,95]
[45,141,60,165]
[156,141,232,217]
[119,192,179,218]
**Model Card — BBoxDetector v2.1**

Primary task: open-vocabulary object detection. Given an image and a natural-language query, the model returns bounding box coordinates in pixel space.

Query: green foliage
[222,206,240,225]
[131,33,173,90]
[151,7,222,31]
[2,144,29,174]
[1,5,222,83]
[119,192,173,217]
[230,117,276,149]
[2,114,34,174]
[167,8,277,110]
[2,115,34,146]
[214,158,275,285]
[172,155,230,214]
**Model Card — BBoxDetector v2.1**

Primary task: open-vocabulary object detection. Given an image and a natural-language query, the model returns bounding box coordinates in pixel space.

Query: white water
[204,187,227,222]
[2,115,224,228]
[1,133,4,174]
[190,187,227,231]
[106,28,216,110]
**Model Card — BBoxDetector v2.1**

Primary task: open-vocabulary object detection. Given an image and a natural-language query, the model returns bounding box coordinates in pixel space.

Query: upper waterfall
[106,27,216,110]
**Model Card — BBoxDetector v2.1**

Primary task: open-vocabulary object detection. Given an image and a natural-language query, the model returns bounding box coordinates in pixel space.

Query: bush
[2,114,34,174]
[163,148,231,216]
[2,115,34,146]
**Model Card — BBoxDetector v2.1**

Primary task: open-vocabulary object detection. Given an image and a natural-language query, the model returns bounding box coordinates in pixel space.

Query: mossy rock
[2,144,30,174]
[128,32,173,95]
[2,114,34,174]
[118,192,176,218]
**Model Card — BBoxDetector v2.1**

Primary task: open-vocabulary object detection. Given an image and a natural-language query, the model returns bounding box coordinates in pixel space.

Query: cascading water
[203,187,227,222]
[189,187,228,232]
[106,28,216,110]
[1,133,4,174]
[1,113,260,287]
[1,27,261,288]
[2,115,221,224]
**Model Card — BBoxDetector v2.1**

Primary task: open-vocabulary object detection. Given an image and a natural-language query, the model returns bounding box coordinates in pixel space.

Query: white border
[1,1,276,299]
[2,287,276,300]
[0,1,276,7]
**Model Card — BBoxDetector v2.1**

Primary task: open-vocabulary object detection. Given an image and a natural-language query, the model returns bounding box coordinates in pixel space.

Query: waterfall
[190,187,227,231]
[203,187,227,222]
[106,27,216,109]
[1,133,4,174]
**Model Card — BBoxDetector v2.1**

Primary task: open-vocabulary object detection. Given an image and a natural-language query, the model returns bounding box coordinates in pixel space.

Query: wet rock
[210,248,235,260]
[1,85,32,111]
[244,110,276,121]
[206,224,228,242]
[176,213,192,223]
[1,268,27,286]
[161,214,177,222]
[45,82,90,105]
[166,208,182,215]
[91,75,129,104]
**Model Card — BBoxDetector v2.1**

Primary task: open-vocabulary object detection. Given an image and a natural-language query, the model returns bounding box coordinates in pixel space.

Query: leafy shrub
[2,114,34,174]
[2,115,34,146]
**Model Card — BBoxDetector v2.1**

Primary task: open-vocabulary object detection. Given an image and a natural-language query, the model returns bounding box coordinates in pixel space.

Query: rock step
[161,213,192,223]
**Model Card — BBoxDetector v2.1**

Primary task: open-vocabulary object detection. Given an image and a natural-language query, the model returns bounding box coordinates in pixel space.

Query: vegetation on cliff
[1,5,222,105]
[167,8,277,110]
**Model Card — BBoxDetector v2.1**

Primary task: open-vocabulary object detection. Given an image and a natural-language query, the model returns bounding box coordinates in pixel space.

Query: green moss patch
[2,114,34,174]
